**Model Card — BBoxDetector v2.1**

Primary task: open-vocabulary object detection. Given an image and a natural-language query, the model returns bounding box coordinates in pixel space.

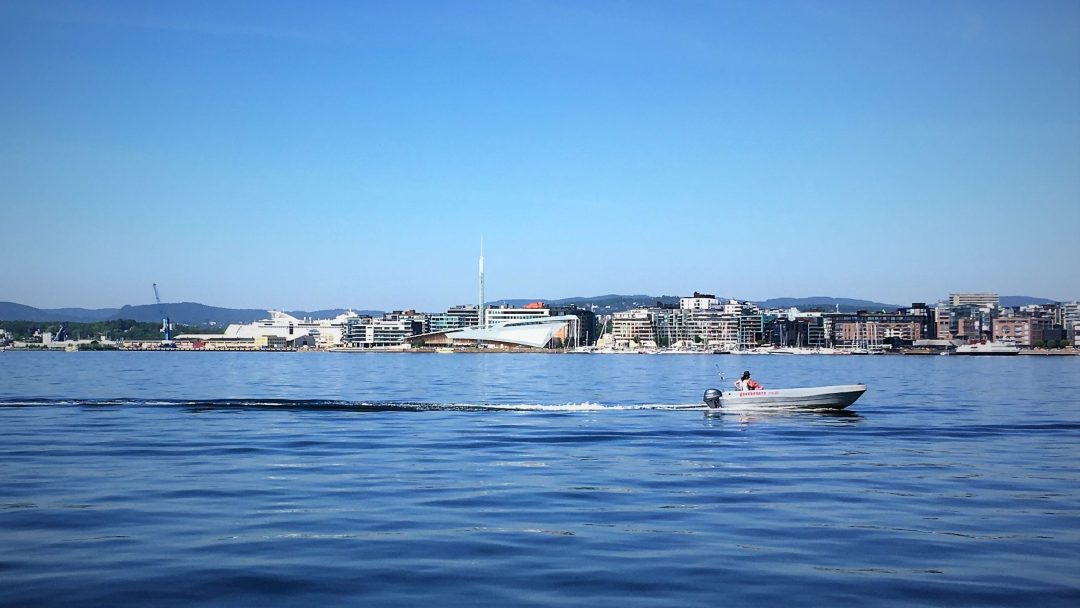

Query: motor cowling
[703,388,722,409]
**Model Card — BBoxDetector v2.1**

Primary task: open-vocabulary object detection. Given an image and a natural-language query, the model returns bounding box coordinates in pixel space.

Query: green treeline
[0,319,223,342]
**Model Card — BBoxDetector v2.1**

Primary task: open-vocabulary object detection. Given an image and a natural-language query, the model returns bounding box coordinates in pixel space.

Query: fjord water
[1,352,1078,607]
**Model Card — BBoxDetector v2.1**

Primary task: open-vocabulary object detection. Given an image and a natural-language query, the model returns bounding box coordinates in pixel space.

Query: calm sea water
[1,351,1078,607]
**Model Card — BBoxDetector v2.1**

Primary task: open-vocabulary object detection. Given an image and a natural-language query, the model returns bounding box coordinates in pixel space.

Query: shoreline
[3,346,1077,356]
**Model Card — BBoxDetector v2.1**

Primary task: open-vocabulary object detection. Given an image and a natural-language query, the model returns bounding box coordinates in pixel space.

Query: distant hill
[488,294,907,313]
[755,297,902,313]
[488,294,683,313]
[0,302,122,322]
[3,294,1065,325]
[109,303,363,325]
[0,302,381,326]
[999,295,1057,307]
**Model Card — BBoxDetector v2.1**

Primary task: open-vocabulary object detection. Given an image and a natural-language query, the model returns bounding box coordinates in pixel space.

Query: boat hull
[714,384,866,410]
[954,341,1020,356]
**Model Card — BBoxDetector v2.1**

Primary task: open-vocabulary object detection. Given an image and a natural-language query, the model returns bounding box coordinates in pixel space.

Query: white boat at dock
[702,384,867,411]
[955,340,1020,356]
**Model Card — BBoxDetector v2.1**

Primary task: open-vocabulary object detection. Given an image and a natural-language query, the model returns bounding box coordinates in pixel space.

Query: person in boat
[735,371,763,391]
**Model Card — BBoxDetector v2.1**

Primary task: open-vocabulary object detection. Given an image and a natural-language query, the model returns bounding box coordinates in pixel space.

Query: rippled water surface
[1,351,1078,606]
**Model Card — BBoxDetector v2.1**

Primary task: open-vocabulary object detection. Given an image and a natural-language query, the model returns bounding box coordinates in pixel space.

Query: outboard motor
[703,388,722,409]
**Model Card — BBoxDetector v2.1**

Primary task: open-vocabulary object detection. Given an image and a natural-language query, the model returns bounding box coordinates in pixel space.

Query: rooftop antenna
[478,236,485,328]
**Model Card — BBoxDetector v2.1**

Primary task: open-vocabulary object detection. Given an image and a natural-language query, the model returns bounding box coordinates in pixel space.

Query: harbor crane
[152,283,175,347]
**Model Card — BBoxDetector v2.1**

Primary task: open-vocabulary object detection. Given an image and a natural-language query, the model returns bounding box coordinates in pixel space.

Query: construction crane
[152,283,175,347]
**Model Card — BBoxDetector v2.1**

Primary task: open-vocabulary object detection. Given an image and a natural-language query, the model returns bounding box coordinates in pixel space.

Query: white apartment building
[677,308,739,349]
[614,306,750,350]
[949,293,999,307]
[718,299,747,316]
[1061,301,1080,326]
[484,305,551,326]
[680,292,719,310]
[1062,302,1080,347]
[343,318,416,348]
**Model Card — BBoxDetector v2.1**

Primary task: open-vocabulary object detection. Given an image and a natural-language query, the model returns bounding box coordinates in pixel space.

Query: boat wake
[0,398,706,412]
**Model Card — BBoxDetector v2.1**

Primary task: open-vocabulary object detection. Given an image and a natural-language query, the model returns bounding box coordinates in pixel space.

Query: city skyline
[0,288,1067,320]
[2,1,1078,311]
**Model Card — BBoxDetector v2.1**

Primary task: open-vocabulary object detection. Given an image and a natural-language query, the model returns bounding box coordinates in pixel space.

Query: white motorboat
[703,384,867,411]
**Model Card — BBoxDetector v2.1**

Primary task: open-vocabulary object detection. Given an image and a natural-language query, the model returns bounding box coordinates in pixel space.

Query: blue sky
[2,0,1078,311]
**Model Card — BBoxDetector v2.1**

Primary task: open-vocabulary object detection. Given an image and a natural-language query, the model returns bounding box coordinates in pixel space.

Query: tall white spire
[478,236,485,327]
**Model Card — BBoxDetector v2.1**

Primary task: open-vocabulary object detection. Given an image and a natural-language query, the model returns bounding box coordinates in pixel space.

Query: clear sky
[2,0,1078,311]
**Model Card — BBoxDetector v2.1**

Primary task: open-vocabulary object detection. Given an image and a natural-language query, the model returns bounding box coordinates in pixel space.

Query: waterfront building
[955,317,980,341]
[1062,301,1080,327]
[772,314,829,348]
[898,303,937,339]
[1062,302,1080,346]
[429,313,467,333]
[646,308,678,348]
[612,304,747,350]
[612,309,657,349]
[992,315,1053,347]
[342,317,417,348]
[622,307,697,349]
[651,308,698,348]
[947,304,995,340]
[383,310,430,335]
[161,332,256,350]
[720,299,752,316]
[485,303,551,326]
[949,293,999,308]
[1016,303,1064,328]
[935,305,953,340]
[406,315,578,349]
[446,305,480,328]
[687,308,739,350]
[651,309,679,348]
[174,310,357,349]
[738,314,764,349]
[830,310,929,347]
[552,305,599,346]
[254,335,289,349]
